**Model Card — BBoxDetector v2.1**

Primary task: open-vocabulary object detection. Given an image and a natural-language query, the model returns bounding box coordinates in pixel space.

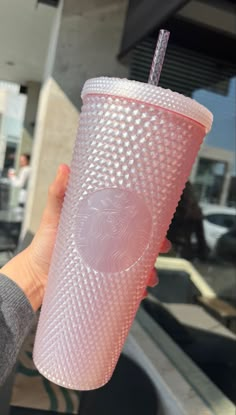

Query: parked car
[200,204,236,250]
[214,227,236,263]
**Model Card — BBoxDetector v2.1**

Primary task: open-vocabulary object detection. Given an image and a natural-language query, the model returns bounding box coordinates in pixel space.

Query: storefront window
[192,77,236,207]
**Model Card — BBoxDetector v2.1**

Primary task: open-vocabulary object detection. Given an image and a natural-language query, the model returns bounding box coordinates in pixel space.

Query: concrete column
[53,0,129,109]
[23,0,129,234]
[24,82,41,137]
[0,120,6,173]
[0,92,5,171]
[17,81,41,162]
[0,91,8,172]
[23,79,78,234]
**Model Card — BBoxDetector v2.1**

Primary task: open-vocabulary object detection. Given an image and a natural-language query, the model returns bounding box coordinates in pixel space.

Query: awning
[119,0,190,57]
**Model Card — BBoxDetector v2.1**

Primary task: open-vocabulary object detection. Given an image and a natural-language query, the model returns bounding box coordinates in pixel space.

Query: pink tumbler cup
[33,77,213,390]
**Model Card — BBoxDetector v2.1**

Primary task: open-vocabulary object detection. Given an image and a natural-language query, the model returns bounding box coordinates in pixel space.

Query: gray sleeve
[0,273,35,385]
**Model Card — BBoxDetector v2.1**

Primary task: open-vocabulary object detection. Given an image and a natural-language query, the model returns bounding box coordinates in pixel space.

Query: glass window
[222,214,236,229]
[192,78,236,207]
[131,33,236,406]
[206,213,236,228]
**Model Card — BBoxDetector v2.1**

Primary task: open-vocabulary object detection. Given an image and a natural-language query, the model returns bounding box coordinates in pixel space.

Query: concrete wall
[44,0,63,82]
[23,79,78,235]
[0,91,7,171]
[24,82,41,138]
[0,0,56,84]
[17,81,41,168]
[24,0,129,233]
[54,0,129,109]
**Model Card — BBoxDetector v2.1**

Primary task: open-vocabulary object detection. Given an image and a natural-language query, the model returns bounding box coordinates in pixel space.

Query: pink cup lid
[82,77,213,133]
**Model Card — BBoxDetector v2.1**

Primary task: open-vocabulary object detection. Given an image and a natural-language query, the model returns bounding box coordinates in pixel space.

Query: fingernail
[57,164,69,178]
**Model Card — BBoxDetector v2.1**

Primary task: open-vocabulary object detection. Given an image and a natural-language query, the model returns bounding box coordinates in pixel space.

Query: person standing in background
[168,181,208,260]
[8,153,31,208]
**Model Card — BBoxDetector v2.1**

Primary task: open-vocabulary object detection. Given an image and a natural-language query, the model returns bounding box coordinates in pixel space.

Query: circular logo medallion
[75,189,152,273]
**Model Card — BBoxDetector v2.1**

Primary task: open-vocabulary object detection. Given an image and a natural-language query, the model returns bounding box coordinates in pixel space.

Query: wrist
[1,248,44,311]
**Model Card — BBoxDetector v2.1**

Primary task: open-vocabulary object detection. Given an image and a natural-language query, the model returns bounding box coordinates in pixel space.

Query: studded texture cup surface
[33,77,213,390]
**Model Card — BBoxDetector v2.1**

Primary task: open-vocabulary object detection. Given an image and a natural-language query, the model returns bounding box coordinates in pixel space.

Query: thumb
[41,164,70,227]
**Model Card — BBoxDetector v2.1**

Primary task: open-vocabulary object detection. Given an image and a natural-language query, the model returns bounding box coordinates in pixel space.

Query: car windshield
[206,213,236,229]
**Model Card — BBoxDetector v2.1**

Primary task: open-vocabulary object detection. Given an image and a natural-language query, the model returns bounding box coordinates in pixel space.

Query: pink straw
[148,29,170,86]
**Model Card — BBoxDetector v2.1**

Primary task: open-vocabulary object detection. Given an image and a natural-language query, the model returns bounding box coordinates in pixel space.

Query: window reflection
[192,78,236,208]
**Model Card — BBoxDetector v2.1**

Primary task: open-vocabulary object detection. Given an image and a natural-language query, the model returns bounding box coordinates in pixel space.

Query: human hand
[1,162,170,310]
[27,164,70,298]
[1,164,70,311]
[27,172,171,305]
[7,168,16,178]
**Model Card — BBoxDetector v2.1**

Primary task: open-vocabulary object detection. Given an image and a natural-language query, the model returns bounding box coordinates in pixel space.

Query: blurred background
[0,1,235,414]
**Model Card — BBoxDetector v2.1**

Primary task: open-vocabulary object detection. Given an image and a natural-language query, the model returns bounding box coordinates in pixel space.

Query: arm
[9,167,30,188]
[0,273,35,383]
[0,164,70,385]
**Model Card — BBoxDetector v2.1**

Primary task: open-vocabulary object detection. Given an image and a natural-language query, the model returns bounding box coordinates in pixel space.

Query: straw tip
[148,28,170,86]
